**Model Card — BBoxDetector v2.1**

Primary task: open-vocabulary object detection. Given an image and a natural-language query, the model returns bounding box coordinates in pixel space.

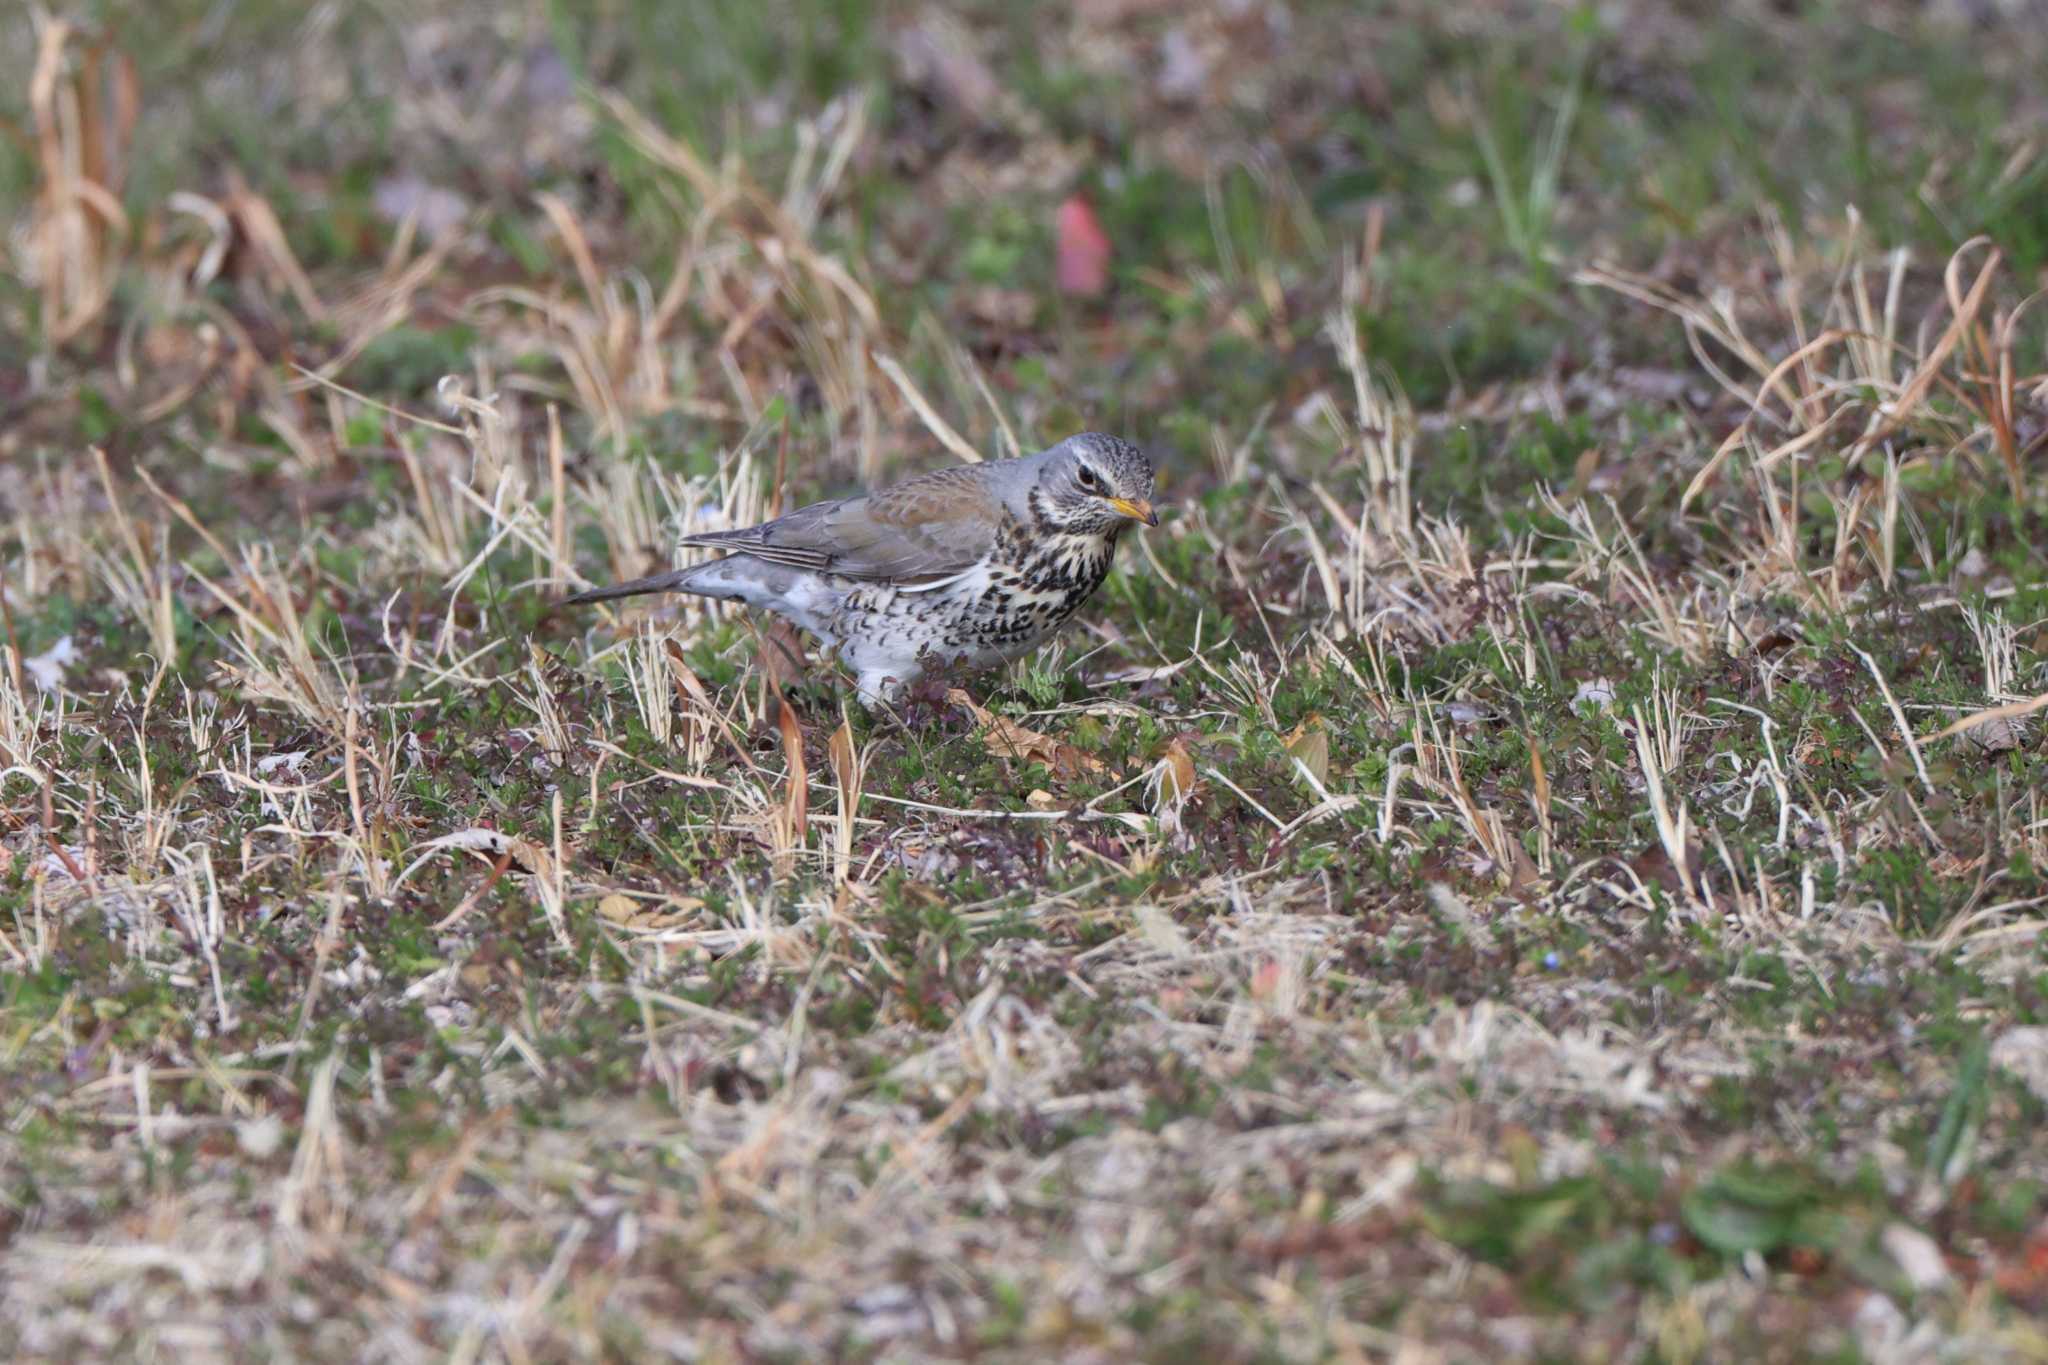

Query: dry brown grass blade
[875,353,985,464]
[1849,644,1933,796]
[1677,332,1854,512]
[546,403,569,586]
[1526,730,1553,869]
[341,691,389,900]
[588,85,894,468]
[1844,239,1999,466]
[85,37,138,192]
[0,572,28,708]
[776,695,809,849]
[827,719,858,796]
[27,19,134,346]
[826,715,868,885]
[1956,277,2047,500]
[1149,738,1199,824]
[144,471,350,735]
[664,642,749,766]
[536,191,608,319]
[224,171,327,321]
[1574,259,1790,418]
[1928,692,2048,743]
[429,845,517,933]
[132,454,237,570]
[1630,701,1698,908]
[88,447,176,660]
[300,219,465,386]
[597,89,725,201]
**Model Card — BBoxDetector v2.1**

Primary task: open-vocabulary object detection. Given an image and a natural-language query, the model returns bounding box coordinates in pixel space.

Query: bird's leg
[855,669,905,706]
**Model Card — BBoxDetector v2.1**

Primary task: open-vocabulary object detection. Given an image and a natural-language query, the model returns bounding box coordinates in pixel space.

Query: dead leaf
[1152,738,1198,812]
[947,689,1109,780]
[828,720,858,791]
[1055,194,1111,297]
[1282,715,1329,787]
[1569,446,1602,498]
[1965,714,2023,753]
[776,698,808,834]
[596,892,703,931]
[416,827,547,878]
[418,829,547,932]
[1931,692,2048,745]
[1505,839,1541,894]
[987,715,1105,780]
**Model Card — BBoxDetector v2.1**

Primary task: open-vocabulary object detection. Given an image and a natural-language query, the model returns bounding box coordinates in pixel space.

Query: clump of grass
[19,18,136,349]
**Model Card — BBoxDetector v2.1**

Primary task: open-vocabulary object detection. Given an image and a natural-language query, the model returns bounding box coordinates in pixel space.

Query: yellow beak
[1107,496,1158,527]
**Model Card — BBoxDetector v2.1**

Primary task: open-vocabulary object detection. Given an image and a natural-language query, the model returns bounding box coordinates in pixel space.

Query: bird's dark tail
[558,567,695,607]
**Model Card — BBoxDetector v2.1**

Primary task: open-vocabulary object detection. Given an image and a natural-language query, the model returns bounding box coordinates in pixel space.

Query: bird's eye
[1076,466,1101,491]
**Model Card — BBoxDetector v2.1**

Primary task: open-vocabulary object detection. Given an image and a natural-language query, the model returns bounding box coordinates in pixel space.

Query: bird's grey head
[1027,432,1157,535]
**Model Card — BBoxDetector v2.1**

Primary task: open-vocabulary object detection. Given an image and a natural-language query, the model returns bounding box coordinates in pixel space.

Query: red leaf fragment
[1055,194,1111,297]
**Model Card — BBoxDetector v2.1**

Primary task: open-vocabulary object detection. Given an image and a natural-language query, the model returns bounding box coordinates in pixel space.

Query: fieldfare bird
[563,432,1157,701]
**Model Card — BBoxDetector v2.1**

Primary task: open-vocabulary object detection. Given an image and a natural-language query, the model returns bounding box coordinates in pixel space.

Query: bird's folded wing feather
[679,466,1001,584]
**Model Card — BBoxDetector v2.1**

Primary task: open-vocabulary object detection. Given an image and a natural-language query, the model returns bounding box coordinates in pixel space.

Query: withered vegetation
[5,2,2048,1360]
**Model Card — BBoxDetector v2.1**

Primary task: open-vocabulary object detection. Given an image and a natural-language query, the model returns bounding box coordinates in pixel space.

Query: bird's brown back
[681,461,1009,585]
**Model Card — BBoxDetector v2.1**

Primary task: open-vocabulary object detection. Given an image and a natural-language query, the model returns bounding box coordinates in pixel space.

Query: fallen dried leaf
[1933,694,2045,747]
[1055,194,1111,298]
[1505,839,1542,894]
[947,689,1109,779]
[828,719,858,792]
[777,697,808,833]
[414,827,546,878]
[596,892,703,931]
[1151,737,1198,812]
[1282,714,1329,787]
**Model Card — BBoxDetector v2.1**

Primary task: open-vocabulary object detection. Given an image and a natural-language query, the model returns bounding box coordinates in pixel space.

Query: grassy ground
[6,1,2048,1359]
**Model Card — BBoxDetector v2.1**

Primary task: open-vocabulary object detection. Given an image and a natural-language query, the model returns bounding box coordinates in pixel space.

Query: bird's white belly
[829,561,1065,692]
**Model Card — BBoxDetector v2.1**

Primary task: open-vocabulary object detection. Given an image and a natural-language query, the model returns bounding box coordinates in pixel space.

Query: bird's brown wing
[679,465,1003,584]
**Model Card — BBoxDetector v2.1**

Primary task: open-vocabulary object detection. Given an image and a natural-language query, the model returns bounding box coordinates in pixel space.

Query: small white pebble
[236,1114,285,1158]
[1573,678,1617,711]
